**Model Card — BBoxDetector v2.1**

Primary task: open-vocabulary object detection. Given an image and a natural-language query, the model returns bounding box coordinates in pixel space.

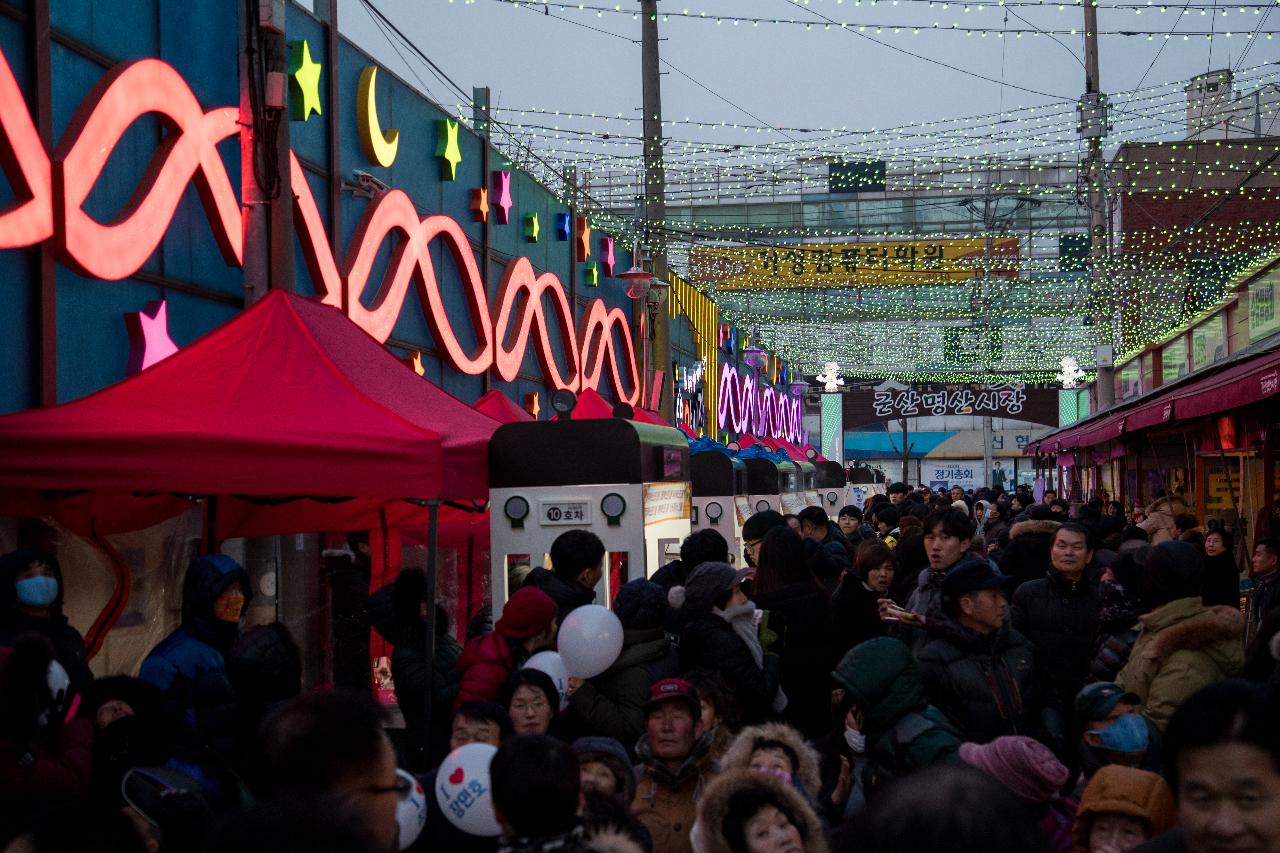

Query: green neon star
[524,212,540,242]
[288,40,323,122]
[584,262,599,287]
[436,119,462,181]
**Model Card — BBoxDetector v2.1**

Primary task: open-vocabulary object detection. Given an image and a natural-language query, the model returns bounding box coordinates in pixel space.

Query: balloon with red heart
[435,742,501,836]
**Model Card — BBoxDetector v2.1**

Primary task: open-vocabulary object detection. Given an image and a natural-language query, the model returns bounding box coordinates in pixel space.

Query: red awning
[472,389,534,424]
[0,291,500,506]
[573,387,619,419]
[631,407,669,426]
[1029,341,1280,454]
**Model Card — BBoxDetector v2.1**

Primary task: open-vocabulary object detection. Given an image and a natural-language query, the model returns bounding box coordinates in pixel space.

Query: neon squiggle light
[717,363,806,445]
[0,48,640,405]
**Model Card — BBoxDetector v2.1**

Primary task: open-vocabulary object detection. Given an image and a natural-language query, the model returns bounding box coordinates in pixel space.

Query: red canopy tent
[0,291,502,722]
[0,290,499,508]
[472,389,534,424]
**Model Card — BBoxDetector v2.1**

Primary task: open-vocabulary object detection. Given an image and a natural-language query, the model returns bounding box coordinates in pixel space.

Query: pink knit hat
[959,736,1069,803]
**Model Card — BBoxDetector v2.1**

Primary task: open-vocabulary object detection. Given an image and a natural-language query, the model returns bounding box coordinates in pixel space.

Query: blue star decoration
[554,212,571,241]
[584,262,599,287]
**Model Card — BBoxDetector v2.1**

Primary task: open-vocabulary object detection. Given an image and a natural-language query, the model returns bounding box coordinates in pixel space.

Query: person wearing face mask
[825,637,961,814]
[139,554,251,757]
[1072,766,1177,853]
[0,548,93,696]
[1072,683,1163,795]
[256,689,421,853]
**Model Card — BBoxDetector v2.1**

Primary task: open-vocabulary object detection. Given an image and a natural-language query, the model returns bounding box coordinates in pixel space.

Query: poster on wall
[924,460,985,493]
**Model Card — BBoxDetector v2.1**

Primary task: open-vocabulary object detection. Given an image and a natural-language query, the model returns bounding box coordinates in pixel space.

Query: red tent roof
[631,407,669,426]
[573,387,618,419]
[0,290,500,502]
[472,389,534,424]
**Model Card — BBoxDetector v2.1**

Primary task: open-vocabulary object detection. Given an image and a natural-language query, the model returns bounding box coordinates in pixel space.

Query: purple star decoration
[491,170,512,225]
[125,299,179,375]
[600,237,615,276]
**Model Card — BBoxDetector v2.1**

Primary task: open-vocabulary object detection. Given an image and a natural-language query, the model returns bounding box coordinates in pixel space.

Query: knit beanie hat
[959,736,1069,803]
[612,579,667,631]
[668,561,747,612]
[495,587,557,639]
[572,735,634,800]
[742,510,787,542]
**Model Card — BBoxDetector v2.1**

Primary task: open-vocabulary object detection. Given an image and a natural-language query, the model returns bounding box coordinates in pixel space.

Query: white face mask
[844,726,867,755]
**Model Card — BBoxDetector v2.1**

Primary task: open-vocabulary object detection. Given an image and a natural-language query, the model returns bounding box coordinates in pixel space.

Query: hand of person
[566,677,583,697]
[831,755,852,806]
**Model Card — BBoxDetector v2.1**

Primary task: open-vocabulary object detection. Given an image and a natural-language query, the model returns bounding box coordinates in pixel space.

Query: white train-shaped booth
[488,417,692,618]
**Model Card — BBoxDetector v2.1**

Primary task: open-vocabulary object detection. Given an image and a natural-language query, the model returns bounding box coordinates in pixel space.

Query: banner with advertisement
[924,460,985,493]
[690,239,1019,289]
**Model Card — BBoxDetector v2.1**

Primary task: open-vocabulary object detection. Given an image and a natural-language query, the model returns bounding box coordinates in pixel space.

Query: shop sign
[717,363,807,445]
[691,238,1019,289]
[1249,273,1280,342]
[643,482,690,526]
[0,49,640,404]
[924,461,984,493]
[843,381,1059,427]
[673,360,707,435]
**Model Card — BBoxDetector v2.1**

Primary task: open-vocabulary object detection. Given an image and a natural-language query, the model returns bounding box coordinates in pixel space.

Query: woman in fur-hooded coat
[718,722,823,804]
[693,769,828,853]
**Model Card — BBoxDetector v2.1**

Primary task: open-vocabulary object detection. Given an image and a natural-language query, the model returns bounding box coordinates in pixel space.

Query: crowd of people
[1,481,1279,853]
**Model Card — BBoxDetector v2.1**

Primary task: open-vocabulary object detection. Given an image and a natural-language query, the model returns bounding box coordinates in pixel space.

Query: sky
[332,0,1278,151]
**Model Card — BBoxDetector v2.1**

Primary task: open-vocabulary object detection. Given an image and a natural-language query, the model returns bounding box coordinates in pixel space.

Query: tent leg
[423,499,440,760]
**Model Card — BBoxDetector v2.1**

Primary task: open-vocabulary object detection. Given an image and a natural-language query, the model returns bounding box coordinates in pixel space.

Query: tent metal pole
[423,499,440,759]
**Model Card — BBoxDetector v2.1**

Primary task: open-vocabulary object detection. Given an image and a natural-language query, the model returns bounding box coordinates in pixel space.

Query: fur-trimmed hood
[718,722,822,799]
[1137,598,1242,663]
[1009,519,1061,539]
[694,769,828,853]
[584,828,646,853]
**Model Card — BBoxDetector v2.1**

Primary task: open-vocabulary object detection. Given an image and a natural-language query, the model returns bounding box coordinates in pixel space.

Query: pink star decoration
[600,237,616,276]
[125,299,179,375]
[492,171,513,225]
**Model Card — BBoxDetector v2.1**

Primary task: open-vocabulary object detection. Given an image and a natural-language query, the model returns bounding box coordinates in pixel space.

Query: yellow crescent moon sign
[357,66,399,168]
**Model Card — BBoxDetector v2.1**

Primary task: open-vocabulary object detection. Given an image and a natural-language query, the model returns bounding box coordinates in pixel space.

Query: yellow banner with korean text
[691,239,1019,289]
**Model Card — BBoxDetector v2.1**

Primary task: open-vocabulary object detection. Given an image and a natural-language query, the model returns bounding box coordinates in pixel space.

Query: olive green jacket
[1117,596,1243,730]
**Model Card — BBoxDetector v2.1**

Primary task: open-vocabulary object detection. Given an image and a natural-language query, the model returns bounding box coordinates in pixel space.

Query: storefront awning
[1028,336,1280,454]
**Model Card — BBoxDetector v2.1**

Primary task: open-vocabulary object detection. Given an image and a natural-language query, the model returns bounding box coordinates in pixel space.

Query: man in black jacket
[522,529,604,620]
[797,506,852,573]
[1012,522,1103,742]
[915,559,1038,743]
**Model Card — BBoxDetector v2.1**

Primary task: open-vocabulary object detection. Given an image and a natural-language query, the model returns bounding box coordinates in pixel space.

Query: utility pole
[982,194,994,494]
[1081,0,1115,411]
[640,0,671,418]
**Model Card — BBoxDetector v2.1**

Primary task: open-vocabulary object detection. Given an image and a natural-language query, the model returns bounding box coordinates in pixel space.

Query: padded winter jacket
[1138,496,1188,545]
[829,575,887,666]
[139,555,248,755]
[676,612,780,725]
[1116,596,1244,731]
[1012,567,1103,710]
[916,616,1038,744]
[831,637,962,797]
[455,631,522,707]
[568,626,678,750]
[632,731,718,853]
[755,580,835,738]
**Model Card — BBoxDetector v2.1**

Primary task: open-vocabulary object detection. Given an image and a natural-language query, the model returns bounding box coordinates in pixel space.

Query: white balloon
[558,604,624,678]
[524,650,570,711]
[434,743,501,837]
[395,769,427,850]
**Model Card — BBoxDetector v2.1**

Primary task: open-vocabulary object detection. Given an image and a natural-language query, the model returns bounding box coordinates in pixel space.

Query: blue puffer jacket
[140,555,249,755]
